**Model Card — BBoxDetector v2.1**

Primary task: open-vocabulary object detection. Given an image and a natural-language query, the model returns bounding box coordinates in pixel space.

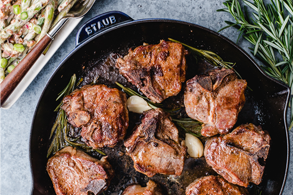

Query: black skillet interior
[30,13,290,195]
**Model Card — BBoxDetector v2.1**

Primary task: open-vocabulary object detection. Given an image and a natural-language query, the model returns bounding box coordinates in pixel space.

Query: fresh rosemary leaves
[47,74,105,158]
[116,82,202,137]
[172,118,202,137]
[168,38,242,79]
[218,0,293,129]
[115,82,161,109]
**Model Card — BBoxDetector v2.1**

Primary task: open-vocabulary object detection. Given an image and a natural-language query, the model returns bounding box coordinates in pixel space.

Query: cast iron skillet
[30,11,290,195]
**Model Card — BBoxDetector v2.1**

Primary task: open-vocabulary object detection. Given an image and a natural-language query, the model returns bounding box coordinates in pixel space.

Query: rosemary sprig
[172,118,202,137]
[115,82,162,108]
[64,122,106,155]
[115,82,148,100]
[76,77,83,87]
[172,118,202,124]
[218,0,293,129]
[54,74,77,112]
[169,38,253,91]
[47,74,105,157]
[168,38,243,79]
[115,82,202,131]
[115,82,184,114]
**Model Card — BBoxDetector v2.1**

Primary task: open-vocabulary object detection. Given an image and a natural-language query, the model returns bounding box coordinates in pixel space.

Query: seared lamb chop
[186,175,248,195]
[184,68,247,137]
[223,123,271,158]
[124,108,186,177]
[61,84,129,148]
[204,124,271,187]
[116,40,187,103]
[122,180,163,195]
[47,146,114,195]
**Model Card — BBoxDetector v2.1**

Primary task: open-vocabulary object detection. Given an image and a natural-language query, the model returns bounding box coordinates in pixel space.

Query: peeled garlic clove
[185,133,204,158]
[126,96,152,114]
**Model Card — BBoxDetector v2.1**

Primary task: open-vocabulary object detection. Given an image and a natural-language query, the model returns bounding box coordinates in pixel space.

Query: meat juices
[184,68,247,137]
[204,124,271,187]
[124,108,186,177]
[61,84,129,148]
[186,175,248,195]
[47,146,114,195]
[122,180,163,195]
[116,40,187,103]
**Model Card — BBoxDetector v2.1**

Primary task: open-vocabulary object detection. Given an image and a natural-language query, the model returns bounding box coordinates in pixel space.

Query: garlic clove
[126,96,152,114]
[185,133,204,158]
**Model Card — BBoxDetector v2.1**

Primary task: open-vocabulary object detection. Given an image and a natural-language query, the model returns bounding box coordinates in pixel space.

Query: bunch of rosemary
[218,0,293,129]
[47,74,105,157]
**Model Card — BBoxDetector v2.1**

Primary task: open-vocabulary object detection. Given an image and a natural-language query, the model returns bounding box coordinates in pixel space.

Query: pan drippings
[57,50,265,194]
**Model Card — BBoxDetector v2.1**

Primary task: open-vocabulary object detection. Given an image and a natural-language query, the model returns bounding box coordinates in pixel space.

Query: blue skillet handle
[76,11,133,46]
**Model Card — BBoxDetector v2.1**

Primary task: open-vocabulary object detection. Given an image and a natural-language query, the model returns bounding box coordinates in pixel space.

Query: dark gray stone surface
[1,0,292,194]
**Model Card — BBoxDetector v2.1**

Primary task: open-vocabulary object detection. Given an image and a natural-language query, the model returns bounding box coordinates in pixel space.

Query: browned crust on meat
[204,124,270,187]
[116,40,187,103]
[124,108,186,177]
[61,84,129,148]
[122,180,163,195]
[184,68,247,137]
[46,146,114,195]
[186,175,248,195]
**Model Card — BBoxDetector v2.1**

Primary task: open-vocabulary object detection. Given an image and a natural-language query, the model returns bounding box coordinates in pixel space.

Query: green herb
[116,82,184,115]
[91,76,99,84]
[7,57,16,67]
[13,5,21,15]
[20,11,28,20]
[172,118,202,137]
[0,58,8,68]
[76,77,83,87]
[116,82,149,100]
[37,17,45,26]
[7,65,15,73]
[14,44,25,52]
[168,38,242,79]
[172,118,202,124]
[34,5,41,11]
[218,0,293,129]
[116,80,202,134]
[116,80,202,132]
[47,74,105,158]
[115,82,162,108]
[63,122,106,155]
[54,74,77,111]
[33,25,41,34]
[47,7,54,20]
[0,68,5,82]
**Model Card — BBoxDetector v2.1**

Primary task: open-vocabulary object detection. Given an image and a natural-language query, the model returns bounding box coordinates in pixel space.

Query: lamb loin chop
[124,108,186,177]
[61,84,129,148]
[47,146,114,195]
[204,124,271,187]
[116,40,187,103]
[122,180,163,195]
[186,175,248,195]
[184,68,247,137]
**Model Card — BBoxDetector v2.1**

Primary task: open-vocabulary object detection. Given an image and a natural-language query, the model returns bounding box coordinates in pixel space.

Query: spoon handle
[0,35,52,106]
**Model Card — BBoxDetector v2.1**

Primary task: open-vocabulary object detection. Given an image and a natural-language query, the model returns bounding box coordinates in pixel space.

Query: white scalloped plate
[1,17,83,109]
